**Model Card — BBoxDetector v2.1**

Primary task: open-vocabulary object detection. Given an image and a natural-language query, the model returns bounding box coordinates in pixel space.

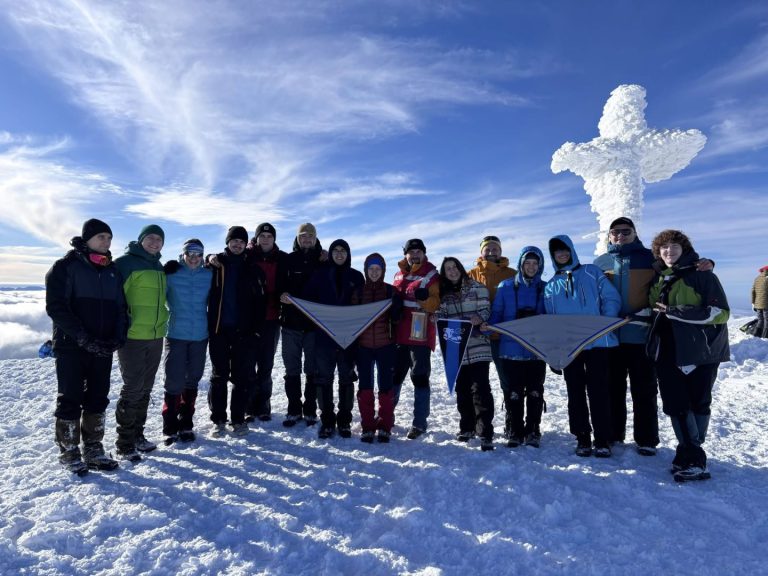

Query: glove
[549,366,563,376]
[164,260,181,274]
[414,288,429,301]
[77,334,102,355]
[93,340,116,358]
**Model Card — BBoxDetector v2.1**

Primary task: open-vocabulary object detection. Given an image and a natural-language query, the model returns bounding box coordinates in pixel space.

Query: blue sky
[0,1,765,310]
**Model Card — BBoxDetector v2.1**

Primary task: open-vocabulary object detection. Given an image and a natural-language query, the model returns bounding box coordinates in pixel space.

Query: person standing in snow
[161,239,212,445]
[114,224,168,462]
[45,218,127,475]
[301,239,364,439]
[485,247,547,448]
[593,217,661,456]
[751,266,768,338]
[437,257,495,451]
[352,253,402,443]
[467,235,517,436]
[206,226,266,438]
[646,230,729,482]
[544,235,621,458]
[392,239,441,440]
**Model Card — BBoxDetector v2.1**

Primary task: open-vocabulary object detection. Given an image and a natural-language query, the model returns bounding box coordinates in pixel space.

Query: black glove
[549,366,563,375]
[77,334,102,355]
[93,340,116,358]
[414,287,429,301]
[164,260,181,274]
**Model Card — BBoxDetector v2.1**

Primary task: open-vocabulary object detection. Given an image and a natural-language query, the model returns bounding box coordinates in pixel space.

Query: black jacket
[45,238,128,351]
[280,240,325,331]
[207,249,267,336]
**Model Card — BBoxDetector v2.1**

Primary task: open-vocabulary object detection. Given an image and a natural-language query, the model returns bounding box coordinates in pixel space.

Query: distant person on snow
[646,230,729,482]
[751,266,768,338]
[45,218,127,476]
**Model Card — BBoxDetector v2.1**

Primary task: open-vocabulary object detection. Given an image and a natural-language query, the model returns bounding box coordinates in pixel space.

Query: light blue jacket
[489,246,546,360]
[544,235,621,350]
[166,257,212,341]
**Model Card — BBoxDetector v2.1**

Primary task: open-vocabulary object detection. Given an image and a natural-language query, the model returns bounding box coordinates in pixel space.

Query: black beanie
[609,217,635,230]
[81,218,112,242]
[226,226,249,244]
[255,222,276,239]
[403,238,427,254]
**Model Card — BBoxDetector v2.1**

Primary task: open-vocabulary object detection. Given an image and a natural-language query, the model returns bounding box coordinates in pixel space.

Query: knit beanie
[182,238,204,255]
[403,238,427,254]
[138,224,165,243]
[81,218,112,242]
[480,235,502,252]
[225,226,249,244]
[255,222,276,239]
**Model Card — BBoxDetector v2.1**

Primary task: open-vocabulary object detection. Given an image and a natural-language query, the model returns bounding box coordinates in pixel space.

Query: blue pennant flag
[437,319,472,395]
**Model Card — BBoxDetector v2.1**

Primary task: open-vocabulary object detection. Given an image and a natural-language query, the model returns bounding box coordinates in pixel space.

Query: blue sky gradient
[0,1,765,310]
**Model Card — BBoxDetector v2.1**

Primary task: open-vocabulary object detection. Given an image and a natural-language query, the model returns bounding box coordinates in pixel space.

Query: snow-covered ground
[0,290,766,575]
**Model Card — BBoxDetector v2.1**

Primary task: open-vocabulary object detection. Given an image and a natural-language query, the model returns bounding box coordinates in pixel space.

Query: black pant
[55,348,113,420]
[314,338,357,429]
[247,319,280,416]
[501,359,545,438]
[608,344,659,446]
[563,347,613,444]
[208,328,258,425]
[455,361,494,441]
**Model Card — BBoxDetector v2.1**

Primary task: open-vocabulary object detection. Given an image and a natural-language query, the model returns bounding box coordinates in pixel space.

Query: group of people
[45,216,730,482]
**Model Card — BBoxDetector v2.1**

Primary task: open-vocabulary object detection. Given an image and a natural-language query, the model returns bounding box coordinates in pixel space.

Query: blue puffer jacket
[544,235,621,349]
[489,246,546,360]
[165,257,212,341]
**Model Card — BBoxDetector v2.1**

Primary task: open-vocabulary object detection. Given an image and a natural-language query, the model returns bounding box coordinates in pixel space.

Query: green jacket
[114,241,168,340]
[648,251,729,367]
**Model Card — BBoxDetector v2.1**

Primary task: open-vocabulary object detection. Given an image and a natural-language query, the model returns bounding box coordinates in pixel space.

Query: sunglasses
[609,228,634,237]
[185,251,203,257]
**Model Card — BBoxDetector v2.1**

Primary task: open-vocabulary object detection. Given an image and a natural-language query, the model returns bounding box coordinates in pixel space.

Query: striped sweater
[437,278,492,365]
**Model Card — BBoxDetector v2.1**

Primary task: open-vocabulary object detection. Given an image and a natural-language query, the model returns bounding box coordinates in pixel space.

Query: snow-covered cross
[551,84,706,254]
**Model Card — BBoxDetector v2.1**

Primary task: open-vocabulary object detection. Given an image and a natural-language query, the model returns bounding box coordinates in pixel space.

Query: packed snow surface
[0,294,765,574]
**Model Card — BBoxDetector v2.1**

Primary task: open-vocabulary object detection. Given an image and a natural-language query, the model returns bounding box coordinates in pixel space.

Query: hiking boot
[575,434,592,457]
[507,435,524,448]
[282,414,302,427]
[406,426,425,440]
[164,434,178,446]
[211,422,227,438]
[637,445,657,456]
[524,432,541,448]
[674,465,711,482]
[59,447,88,476]
[593,442,612,458]
[258,413,272,422]
[304,414,318,426]
[377,430,391,443]
[338,427,352,438]
[85,453,119,471]
[136,435,157,453]
[116,446,142,463]
[232,422,249,437]
[360,430,376,444]
[456,430,475,442]
[318,425,335,439]
[245,414,257,423]
[480,438,495,452]
[178,429,196,442]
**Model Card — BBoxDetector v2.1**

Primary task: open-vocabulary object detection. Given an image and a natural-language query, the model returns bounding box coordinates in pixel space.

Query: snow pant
[54,348,113,420]
[393,344,432,431]
[208,328,258,425]
[608,343,660,447]
[116,338,163,452]
[56,412,109,463]
[162,337,207,435]
[755,309,768,338]
[281,327,318,418]
[314,338,357,429]
[656,351,719,469]
[455,361,494,442]
[490,338,511,394]
[356,344,396,432]
[501,358,546,438]
[562,347,613,444]
[247,319,280,417]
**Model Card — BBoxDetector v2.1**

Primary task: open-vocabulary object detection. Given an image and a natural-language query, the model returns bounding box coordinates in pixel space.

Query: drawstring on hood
[549,235,581,298]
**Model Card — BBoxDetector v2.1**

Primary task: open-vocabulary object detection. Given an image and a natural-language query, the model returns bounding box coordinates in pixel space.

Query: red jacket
[393,258,440,350]
[353,280,396,348]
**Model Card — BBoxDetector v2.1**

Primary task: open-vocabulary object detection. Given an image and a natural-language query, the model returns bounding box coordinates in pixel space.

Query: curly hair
[650,229,694,260]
